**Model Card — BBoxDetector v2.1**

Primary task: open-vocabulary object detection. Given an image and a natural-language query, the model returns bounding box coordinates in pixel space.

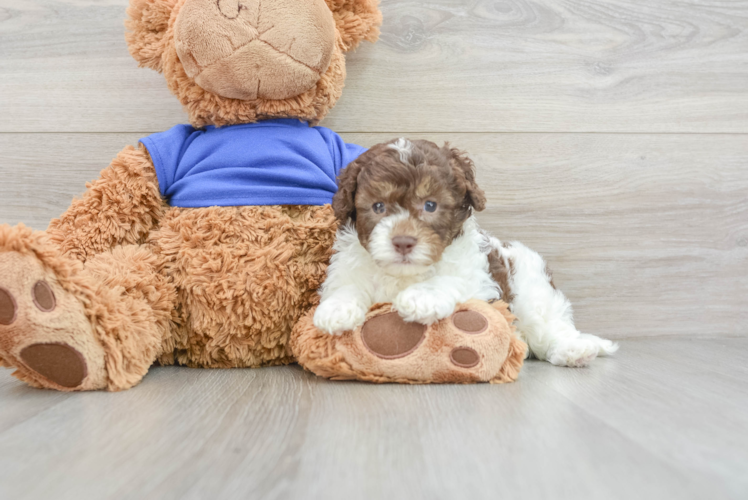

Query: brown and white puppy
[334,138,486,276]
[314,139,618,367]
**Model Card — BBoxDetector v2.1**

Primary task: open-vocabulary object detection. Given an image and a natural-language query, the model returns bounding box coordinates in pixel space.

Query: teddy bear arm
[46,144,166,263]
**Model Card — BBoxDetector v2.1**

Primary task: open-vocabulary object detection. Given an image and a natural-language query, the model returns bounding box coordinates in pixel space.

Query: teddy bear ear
[125,0,178,72]
[325,0,383,52]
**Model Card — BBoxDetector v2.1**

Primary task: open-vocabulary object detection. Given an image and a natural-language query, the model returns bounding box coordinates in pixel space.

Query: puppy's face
[333,139,486,276]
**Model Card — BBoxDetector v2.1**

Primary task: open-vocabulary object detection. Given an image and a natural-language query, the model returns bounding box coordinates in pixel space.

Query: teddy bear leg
[0,225,108,390]
[0,225,175,391]
[81,244,177,390]
[292,300,528,384]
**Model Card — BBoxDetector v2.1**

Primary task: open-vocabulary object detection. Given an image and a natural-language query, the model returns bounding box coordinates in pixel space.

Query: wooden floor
[1,1,747,499]
[0,337,745,500]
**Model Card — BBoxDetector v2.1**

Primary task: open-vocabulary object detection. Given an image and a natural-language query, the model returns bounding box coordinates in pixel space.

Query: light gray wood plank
[1,0,748,133]
[1,132,746,338]
[0,338,745,500]
[621,337,748,382]
[0,133,143,229]
[531,337,748,498]
[0,0,188,133]
[281,368,725,500]
[0,367,71,434]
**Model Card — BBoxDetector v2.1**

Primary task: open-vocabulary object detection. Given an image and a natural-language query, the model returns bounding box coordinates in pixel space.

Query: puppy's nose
[392,236,417,256]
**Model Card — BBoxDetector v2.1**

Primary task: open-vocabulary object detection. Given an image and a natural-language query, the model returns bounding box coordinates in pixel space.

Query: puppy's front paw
[313,299,367,335]
[393,289,456,325]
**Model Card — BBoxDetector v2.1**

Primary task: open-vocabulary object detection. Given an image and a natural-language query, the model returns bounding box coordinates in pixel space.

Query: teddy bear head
[125,0,381,127]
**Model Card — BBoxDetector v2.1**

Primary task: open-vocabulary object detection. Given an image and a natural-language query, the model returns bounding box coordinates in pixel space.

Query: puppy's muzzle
[392,236,417,256]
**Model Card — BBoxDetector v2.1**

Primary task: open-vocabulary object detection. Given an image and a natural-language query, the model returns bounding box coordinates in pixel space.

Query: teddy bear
[0,0,382,391]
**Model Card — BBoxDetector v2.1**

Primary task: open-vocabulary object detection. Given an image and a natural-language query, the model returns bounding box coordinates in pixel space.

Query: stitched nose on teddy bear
[174,0,336,100]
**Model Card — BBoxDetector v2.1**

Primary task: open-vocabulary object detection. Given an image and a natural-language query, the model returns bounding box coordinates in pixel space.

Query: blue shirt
[139,119,366,207]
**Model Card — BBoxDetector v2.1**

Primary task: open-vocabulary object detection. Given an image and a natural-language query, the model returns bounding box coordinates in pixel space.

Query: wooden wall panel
[1,0,747,133]
[1,132,745,338]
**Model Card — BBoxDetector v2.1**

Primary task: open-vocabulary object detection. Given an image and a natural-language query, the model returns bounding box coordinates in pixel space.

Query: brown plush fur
[326,0,382,51]
[0,225,166,391]
[291,299,527,384]
[0,0,379,391]
[126,0,381,127]
[175,0,337,101]
[150,205,337,368]
[1,203,336,391]
[47,144,166,263]
[125,0,178,72]
[83,245,175,390]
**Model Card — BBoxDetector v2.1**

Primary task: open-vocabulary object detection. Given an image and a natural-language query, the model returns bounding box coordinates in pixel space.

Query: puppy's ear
[325,0,382,51]
[447,145,487,212]
[333,158,366,224]
[125,0,178,72]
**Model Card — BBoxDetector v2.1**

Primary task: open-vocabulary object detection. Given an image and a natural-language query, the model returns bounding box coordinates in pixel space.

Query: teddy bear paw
[295,299,525,384]
[360,307,492,376]
[0,250,107,390]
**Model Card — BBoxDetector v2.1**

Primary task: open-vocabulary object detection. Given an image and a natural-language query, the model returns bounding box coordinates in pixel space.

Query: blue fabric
[139,119,366,207]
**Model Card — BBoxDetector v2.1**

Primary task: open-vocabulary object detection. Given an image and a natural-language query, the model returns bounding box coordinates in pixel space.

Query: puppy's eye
[424,201,437,212]
[372,202,385,214]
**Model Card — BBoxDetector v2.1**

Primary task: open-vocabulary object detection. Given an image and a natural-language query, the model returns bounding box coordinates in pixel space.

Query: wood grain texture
[0,338,745,500]
[1,1,746,498]
[1,132,745,338]
[1,0,748,133]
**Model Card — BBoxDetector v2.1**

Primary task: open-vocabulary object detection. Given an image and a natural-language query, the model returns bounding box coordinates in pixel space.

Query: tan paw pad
[361,312,426,359]
[0,287,17,325]
[32,280,56,312]
[451,310,488,334]
[450,346,480,368]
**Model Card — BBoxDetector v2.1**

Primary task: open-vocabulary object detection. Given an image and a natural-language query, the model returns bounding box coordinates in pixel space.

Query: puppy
[313,138,618,367]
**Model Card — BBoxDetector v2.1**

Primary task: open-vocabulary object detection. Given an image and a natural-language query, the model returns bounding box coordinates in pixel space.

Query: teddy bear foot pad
[0,248,107,391]
[291,299,527,384]
[361,310,489,370]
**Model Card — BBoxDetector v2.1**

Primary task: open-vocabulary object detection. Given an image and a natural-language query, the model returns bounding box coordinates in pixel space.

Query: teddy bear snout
[217,0,241,19]
[174,0,337,101]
